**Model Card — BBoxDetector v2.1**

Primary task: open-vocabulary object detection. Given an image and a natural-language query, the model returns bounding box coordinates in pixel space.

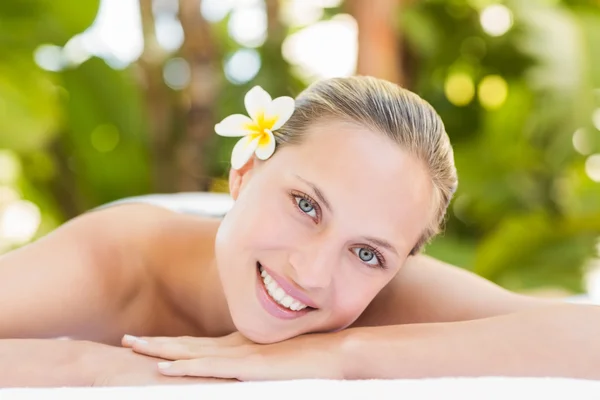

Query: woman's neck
[152,215,236,338]
[194,255,237,337]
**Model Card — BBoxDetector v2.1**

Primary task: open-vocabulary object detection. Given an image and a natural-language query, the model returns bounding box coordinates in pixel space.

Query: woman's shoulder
[83,203,220,333]
[352,254,553,328]
[85,202,219,265]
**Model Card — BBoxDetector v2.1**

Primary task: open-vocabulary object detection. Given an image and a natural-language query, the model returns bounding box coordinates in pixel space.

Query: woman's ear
[228,157,256,200]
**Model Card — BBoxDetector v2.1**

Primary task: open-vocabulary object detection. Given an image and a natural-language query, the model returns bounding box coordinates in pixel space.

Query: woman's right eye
[295,196,317,218]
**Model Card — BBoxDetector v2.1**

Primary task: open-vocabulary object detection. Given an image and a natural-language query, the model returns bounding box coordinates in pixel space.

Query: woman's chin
[232,320,301,344]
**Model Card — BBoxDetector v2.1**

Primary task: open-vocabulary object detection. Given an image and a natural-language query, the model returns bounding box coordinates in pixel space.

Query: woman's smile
[255,262,317,320]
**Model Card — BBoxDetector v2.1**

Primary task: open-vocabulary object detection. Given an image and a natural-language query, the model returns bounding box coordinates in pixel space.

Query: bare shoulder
[71,203,193,284]
[0,202,210,342]
[352,254,558,327]
[81,203,217,297]
[85,203,211,262]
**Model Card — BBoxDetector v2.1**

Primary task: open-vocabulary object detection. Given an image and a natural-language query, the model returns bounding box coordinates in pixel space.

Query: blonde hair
[275,76,458,254]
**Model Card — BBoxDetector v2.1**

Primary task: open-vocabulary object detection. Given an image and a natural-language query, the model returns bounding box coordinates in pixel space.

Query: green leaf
[473,212,599,290]
[59,58,151,207]
[0,57,61,151]
[0,0,100,50]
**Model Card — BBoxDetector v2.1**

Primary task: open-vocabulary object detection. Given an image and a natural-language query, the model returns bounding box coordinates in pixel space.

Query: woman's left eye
[352,247,383,267]
[294,196,318,218]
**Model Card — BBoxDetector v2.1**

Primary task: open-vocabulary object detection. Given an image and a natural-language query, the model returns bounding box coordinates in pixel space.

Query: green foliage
[0,0,100,51]
[0,0,599,294]
[60,58,151,208]
[405,0,600,291]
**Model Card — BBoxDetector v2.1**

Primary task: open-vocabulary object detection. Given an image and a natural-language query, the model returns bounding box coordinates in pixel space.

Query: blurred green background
[1,0,599,296]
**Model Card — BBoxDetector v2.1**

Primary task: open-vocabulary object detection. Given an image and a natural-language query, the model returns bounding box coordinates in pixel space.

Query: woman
[0,77,598,387]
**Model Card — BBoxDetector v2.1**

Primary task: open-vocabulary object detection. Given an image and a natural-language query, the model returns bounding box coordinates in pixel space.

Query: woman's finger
[127,337,246,360]
[157,356,264,380]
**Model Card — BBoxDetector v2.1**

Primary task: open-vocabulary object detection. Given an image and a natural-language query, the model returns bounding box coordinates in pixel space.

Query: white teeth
[281,296,293,307]
[259,266,309,311]
[273,288,285,302]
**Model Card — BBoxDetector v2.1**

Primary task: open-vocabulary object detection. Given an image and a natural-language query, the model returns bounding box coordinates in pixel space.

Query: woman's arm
[0,339,94,387]
[120,303,600,381]
[0,338,228,387]
[343,303,600,380]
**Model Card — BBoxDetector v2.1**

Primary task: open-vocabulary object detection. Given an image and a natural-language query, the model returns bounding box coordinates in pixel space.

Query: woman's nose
[288,242,339,290]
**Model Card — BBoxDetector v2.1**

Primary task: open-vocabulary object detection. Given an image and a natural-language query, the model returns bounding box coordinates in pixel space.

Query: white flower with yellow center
[215,86,295,170]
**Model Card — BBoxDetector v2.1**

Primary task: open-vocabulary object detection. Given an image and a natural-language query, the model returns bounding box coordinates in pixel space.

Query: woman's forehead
[274,121,431,197]
[268,122,435,247]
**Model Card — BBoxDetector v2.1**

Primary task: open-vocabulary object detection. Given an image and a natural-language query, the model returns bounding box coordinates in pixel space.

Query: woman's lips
[255,264,311,320]
[257,262,319,309]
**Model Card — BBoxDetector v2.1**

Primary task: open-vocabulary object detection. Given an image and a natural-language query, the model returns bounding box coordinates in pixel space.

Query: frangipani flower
[215,86,295,170]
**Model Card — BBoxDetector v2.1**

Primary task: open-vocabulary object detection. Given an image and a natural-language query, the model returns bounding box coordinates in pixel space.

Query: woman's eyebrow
[362,236,399,257]
[294,174,333,213]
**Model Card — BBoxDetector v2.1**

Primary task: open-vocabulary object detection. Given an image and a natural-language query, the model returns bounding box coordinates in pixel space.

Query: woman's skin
[0,120,598,386]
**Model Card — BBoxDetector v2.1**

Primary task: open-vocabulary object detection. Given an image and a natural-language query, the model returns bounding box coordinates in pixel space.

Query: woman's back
[0,202,222,344]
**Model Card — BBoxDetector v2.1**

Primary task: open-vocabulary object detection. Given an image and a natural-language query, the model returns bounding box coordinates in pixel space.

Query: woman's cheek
[336,272,381,310]
[257,207,306,249]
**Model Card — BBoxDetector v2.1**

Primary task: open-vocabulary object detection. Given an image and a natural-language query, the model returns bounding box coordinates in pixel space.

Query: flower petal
[231,136,260,170]
[244,86,272,121]
[266,96,295,131]
[255,129,276,161]
[215,114,255,137]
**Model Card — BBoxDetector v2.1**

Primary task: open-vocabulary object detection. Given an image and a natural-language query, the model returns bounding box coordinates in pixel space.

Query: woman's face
[215,120,434,343]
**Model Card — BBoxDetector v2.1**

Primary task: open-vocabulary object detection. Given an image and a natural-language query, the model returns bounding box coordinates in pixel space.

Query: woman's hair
[274,76,458,254]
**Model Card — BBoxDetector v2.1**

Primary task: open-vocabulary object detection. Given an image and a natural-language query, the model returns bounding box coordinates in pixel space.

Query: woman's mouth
[255,262,316,320]
[259,265,309,311]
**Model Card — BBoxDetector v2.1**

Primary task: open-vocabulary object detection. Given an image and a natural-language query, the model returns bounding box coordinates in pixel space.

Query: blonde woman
[1,77,598,387]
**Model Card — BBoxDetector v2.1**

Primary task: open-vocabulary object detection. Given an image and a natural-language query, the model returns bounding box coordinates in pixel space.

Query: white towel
[2,378,599,400]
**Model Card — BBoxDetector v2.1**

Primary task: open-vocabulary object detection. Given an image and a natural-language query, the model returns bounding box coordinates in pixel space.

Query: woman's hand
[121,331,348,381]
[83,341,235,386]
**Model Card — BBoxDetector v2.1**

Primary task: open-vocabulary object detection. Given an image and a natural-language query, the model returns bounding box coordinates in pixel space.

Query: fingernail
[123,334,136,345]
[123,334,148,345]
[158,362,172,370]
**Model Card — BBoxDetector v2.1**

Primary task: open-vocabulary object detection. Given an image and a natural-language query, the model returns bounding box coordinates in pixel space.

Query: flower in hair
[215,86,295,169]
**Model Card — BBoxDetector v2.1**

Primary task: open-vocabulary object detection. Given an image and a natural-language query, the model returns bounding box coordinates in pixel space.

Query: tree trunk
[176,0,219,192]
[138,0,173,192]
[347,0,407,86]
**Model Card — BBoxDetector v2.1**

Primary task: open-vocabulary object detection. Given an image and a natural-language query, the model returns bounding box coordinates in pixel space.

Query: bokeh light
[445,72,475,106]
[228,4,268,48]
[79,0,144,68]
[0,200,41,245]
[34,45,64,72]
[281,0,324,27]
[0,151,21,184]
[163,57,191,90]
[155,14,184,52]
[201,0,234,22]
[478,75,509,110]
[573,129,593,155]
[225,49,262,85]
[480,5,513,37]
[90,124,120,153]
[585,154,600,182]
[282,14,357,80]
[592,109,600,131]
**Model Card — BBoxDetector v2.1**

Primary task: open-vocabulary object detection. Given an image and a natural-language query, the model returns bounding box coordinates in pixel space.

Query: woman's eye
[295,196,317,218]
[353,247,379,266]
